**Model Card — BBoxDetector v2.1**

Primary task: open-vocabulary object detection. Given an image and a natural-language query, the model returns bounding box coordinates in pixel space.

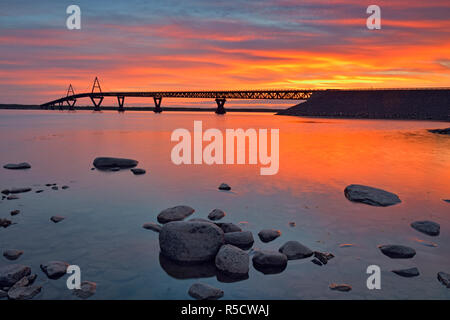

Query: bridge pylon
[66,84,76,110]
[153,96,162,113]
[215,98,226,114]
[117,96,125,112]
[90,77,103,111]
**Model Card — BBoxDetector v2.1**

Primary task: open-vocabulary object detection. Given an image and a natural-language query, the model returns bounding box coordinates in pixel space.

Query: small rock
[208,209,226,221]
[279,241,313,260]
[73,281,97,299]
[224,231,254,250]
[1,189,9,195]
[329,283,352,292]
[0,264,31,287]
[314,251,334,265]
[157,205,195,224]
[252,250,288,272]
[93,157,138,169]
[188,283,224,300]
[0,219,12,228]
[8,285,42,300]
[50,216,65,223]
[428,128,450,135]
[437,272,450,288]
[51,186,58,190]
[379,245,416,259]
[215,245,249,277]
[7,195,19,200]
[411,220,440,236]
[10,210,20,216]
[35,190,44,193]
[3,163,31,170]
[218,183,231,191]
[3,249,24,261]
[392,267,420,278]
[9,187,32,194]
[258,229,281,243]
[311,258,323,266]
[61,186,69,190]
[40,261,69,279]
[142,222,162,233]
[344,184,401,207]
[216,222,242,233]
[131,168,146,175]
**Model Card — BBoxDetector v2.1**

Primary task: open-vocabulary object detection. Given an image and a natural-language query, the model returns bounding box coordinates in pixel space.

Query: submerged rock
[0,218,12,228]
[73,281,97,299]
[3,249,24,261]
[378,245,416,259]
[392,267,420,278]
[437,272,450,288]
[50,216,65,223]
[411,220,440,236]
[208,209,226,221]
[215,245,249,277]
[131,168,146,175]
[429,128,450,135]
[159,221,224,263]
[224,231,254,250]
[93,157,138,170]
[3,163,31,170]
[142,222,162,233]
[252,250,288,274]
[188,283,224,300]
[279,241,313,260]
[61,185,69,190]
[216,222,242,233]
[218,183,231,191]
[40,261,69,279]
[258,229,281,243]
[0,264,31,287]
[10,210,20,216]
[344,184,401,206]
[157,205,195,224]
[329,283,352,292]
[8,285,42,300]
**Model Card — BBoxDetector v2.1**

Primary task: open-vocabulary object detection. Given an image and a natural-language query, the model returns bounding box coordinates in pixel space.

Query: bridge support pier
[66,99,76,110]
[153,97,162,113]
[117,96,125,112]
[215,98,226,114]
[90,96,104,111]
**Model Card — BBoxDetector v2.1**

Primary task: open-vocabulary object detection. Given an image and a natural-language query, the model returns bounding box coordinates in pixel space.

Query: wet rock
[0,219,12,228]
[159,221,224,263]
[258,229,281,243]
[392,267,420,278]
[224,231,254,250]
[215,245,249,277]
[218,183,231,191]
[379,245,416,259]
[329,283,352,292]
[159,254,217,279]
[188,283,224,300]
[50,216,65,223]
[51,186,59,190]
[8,285,42,300]
[27,274,37,285]
[3,163,31,170]
[9,187,32,194]
[1,189,9,195]
[61,186,69,190]
[429,128,450,135]
[131,168,146,175]
[93,157,138,169]
[0,264,31,287]
[344,184,401,207]
[142,222,162,233]
[252,250,288,274]
[208,209,226,221]
[314,251,334,265]
[157,205,195,224]
[35,190,44,193]
[411,220,440,236]
[3,249,24,261]
[437,272,450,288]
[279,241,313,260]
[216,222,242,233]
[9,276,29,290]
[311,258,323,266]
[10,210,20,216]
[40,261,69,279]
[73,281,97,299]
[7,195,19,200]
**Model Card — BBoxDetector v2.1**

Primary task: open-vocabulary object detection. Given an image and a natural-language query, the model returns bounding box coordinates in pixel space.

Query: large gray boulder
[378,245,416,259]
[208,209,226,221]
[344,184,401,207]
[40,261,69,279]
[224,231,254,250]
[0,264,31,287]
[93,157,138,169]
[3,249,24,261]
[252,250,288,274]
[279,241,313,260]
[157,205,195,224]
[411,221,440,236]
[159,221,224,263]
[258,229,281,243]
[188,283,224,300]
[215,245,249,277]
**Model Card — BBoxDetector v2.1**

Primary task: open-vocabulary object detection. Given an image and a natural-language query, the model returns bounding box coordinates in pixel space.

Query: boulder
[218,183,231,191]
[392,267,420,278]
[252,250,288,274]
[3,249,24,261]
[3,163,31,170]
[40,261,69,279]
[208,209,226,221]
[329,283,352,292]
[142,222,162,233]
[437,272,450,288]
[215,222,242,233]
[378,245,416,259]
[215,245,249,277]
[0,264,31,287]
[7,285,42,300]
[344,184,401,206]
[9,188,32,194]
[279,241,313,260]
[188,283,224,300]
[157,205,195,224]
[224,231,254,250]
[73,281,97,299]
[93,157,138,169]
[258,229,281,243]
[411,220,440,236]
[131,168,146,175]
[159,221,224,263]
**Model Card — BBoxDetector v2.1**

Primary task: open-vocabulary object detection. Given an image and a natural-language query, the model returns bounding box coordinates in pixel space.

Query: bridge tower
[153,96,162,113]
[90,77,104,111]
[66,84,77,110]
[215,98,226,114]
[117,96,125,112]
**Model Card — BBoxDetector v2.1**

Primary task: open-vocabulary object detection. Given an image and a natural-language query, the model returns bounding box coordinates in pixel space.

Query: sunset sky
[0,0,449,105]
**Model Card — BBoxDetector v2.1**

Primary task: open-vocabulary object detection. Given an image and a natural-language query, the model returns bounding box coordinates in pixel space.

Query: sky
[0,0,449,106]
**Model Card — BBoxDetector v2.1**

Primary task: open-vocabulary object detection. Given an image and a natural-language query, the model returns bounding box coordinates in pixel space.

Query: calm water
[0,109,449,300]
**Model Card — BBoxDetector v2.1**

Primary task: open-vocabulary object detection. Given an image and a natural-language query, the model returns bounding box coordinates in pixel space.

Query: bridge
[40,77,316,114]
